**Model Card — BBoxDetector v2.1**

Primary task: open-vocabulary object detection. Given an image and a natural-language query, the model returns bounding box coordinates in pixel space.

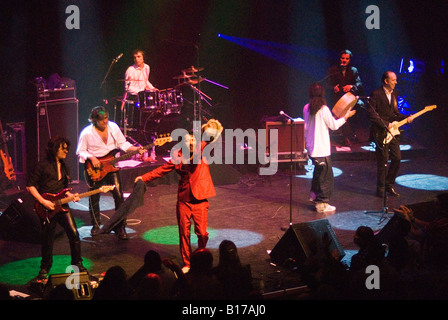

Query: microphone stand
[279,111,296,230]
[363,105,397,224]
[100,56,120,107]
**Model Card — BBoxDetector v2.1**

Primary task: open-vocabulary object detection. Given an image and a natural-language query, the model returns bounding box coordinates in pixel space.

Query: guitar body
[382,105,437,145]
[35,185,116,220]
[35,189,71,220]
[0,149,16,181]
[384,123,401,144]
[83,136,172,182]
[85,149,120,182]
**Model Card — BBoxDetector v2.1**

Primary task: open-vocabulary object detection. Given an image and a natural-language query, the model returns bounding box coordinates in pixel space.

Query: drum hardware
[182,66,204,74]
[172,74,192,80]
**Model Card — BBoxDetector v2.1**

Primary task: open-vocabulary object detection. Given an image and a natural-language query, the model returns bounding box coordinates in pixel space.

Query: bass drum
[143,113,185,155]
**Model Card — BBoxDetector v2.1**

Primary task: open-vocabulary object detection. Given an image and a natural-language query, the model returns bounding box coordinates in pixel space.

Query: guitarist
[26,136,86,280]
[76,106,143,239]
[367,71,413,198]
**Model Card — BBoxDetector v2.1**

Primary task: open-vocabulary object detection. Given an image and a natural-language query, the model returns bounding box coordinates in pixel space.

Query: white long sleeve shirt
[303,104,346,157]
[124,63,155,95]
[76,121,133,163]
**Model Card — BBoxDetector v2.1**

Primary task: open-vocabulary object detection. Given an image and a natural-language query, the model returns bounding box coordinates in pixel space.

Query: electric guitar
[85,135,172,182]
[0,119,16,181]
[384,105,437,144]
[35,185,115,220]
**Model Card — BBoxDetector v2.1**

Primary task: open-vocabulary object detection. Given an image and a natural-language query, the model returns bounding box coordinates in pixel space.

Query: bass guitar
[0,119,16,181]
[35,185,115,220]
[384,105,437,144]
[85,135,172,182]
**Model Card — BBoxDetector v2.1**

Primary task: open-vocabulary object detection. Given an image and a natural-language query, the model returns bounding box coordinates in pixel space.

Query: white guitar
[384,105,437,144]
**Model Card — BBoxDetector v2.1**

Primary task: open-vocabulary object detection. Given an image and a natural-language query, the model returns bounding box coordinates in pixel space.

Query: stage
[1,134,448,300]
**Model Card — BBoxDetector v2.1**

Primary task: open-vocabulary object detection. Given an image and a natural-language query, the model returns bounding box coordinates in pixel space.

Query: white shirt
[383,86,393,104]
[76,121,133,163]
[124,63,155,95]
[303,104,346,157]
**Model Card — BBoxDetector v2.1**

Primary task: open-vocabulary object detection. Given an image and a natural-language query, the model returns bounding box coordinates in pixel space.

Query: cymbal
[187,77,206,85]
[172,74,192,80]
[182,66,204,73]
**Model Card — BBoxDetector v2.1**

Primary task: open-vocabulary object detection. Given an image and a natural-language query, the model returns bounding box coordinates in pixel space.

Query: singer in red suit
[135,119,223,273]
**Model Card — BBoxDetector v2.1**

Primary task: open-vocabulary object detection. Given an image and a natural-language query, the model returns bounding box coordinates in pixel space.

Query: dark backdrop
[0,0,447,175]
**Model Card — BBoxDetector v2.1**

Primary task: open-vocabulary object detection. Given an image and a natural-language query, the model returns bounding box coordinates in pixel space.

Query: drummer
[325,49,363,146]
[124,49,158,100]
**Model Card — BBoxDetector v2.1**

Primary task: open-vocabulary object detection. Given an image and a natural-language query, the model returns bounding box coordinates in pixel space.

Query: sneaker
[315,203,336,213]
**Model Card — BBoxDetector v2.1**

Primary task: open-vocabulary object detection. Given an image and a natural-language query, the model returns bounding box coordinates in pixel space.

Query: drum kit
[113,66,212,146]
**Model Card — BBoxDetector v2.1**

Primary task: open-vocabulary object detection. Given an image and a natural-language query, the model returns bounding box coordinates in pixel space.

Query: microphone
[279,111,295,121]
[113,53,123,63]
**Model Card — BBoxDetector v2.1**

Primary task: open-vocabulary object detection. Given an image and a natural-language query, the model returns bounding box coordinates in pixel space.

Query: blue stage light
[407,60,415,73]
[396,174,448,191]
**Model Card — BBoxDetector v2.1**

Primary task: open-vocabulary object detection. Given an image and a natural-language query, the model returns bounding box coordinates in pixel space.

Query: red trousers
[176,200,209,267]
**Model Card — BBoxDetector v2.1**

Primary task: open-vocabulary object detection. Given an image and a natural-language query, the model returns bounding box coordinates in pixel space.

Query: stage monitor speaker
[265,119,305,154]
[0,193,42,243]
[270,219,345,268]
[44,272,92,300]
[37,99,79,183]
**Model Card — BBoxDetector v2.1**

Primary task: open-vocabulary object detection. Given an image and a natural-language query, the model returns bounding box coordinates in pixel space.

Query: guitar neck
[109,143,153,165]
[396,108,431,128]
[57,188,105,205]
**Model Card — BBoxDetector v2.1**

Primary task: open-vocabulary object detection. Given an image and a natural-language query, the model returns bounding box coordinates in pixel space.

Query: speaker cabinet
[265,119,305,154]
[44,272,92,300]
[270,219,345,267]
[0,193,42,243]
[37,99,79,182]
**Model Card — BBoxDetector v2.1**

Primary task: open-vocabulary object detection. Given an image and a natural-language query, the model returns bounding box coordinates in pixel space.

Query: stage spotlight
[325,210,391,232]
[142,226,263,248]
[296,159,343,179]
[0,256,93,286]
[399,57,425,75]
[69,196,115,211]
[361,144,412,152]
[396,174,448,191]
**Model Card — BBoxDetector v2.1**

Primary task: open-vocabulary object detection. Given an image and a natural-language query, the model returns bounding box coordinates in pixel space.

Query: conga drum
[332,92,358,119]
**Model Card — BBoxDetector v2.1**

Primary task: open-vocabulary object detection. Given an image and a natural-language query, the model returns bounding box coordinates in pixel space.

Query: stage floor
[1,136,448,301]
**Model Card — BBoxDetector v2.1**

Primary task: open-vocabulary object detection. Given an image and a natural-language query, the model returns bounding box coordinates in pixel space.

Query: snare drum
[138,90,160,110]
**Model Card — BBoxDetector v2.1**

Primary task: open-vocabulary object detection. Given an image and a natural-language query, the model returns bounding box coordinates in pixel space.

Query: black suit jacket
[367,87,407,142]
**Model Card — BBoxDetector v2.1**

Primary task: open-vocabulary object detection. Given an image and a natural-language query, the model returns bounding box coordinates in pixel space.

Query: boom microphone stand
[363,108,397,224]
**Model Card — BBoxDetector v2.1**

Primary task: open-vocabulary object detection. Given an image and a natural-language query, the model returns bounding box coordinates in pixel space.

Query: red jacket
[141,142,216,201]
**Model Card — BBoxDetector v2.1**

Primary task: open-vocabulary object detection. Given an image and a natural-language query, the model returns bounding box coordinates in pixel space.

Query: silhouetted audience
[128,250,178,299]
[93,265,132,300]
[350,226,385,272]
[171,248,224,300]
[45,283,75,300]
[212,240,257,299]
[131,273,162,300]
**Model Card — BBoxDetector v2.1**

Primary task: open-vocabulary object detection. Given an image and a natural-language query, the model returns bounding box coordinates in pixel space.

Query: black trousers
[374,134,401,191]
[40,208,82,271]
[88,171,124,228]
[310,156,334,204]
